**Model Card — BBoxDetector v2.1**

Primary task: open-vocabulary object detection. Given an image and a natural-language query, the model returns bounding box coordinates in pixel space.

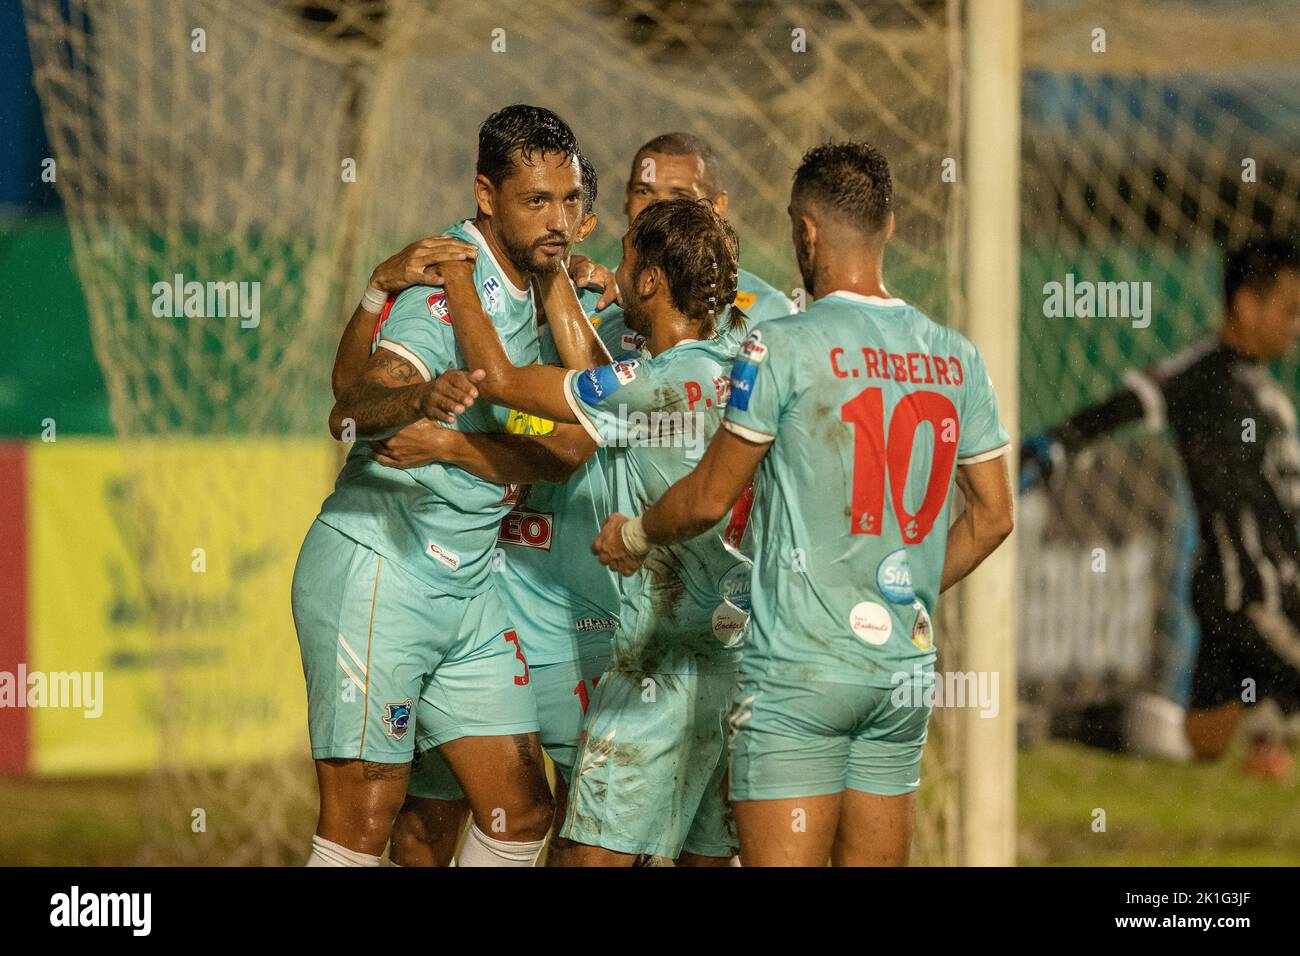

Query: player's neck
[473,216,531,291]
[646,309,707,356]
[1219,319,1264,361]
[810,255,889,303]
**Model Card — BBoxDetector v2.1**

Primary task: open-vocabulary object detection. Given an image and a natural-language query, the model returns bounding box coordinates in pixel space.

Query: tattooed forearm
[331,349,431,440]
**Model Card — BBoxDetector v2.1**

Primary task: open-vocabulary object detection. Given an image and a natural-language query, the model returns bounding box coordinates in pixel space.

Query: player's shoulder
[735,267,796,319]
[387,283,454,329]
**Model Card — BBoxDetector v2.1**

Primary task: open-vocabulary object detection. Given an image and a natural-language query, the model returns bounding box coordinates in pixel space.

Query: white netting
[1018,0,1300,727]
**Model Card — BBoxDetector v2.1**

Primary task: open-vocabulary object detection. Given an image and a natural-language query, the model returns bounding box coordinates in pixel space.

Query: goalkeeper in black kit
[1022,237,1300,779]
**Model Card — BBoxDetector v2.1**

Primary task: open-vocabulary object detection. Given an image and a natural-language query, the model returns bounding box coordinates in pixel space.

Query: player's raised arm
[328,347,482,441]
[441,259,581,424]
[537,264,612,370]
[939,455,1015,593]
[594,426,768,575]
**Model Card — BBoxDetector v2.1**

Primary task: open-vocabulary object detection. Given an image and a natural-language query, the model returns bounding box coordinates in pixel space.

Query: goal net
[25,0,972,863]
[1017,0,1300,753]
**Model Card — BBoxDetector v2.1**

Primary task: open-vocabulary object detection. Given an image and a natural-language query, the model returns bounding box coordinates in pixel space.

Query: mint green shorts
[407,635,611,799]
[292,520,537,763]
[559,666,738,860]
[728,669,933,800]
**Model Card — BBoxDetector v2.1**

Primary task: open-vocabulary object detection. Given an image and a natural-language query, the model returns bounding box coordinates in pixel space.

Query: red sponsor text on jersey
[498,508,554,551]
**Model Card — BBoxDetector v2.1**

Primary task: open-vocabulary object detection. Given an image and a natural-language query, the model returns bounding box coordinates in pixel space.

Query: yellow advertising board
[27,438,337,774]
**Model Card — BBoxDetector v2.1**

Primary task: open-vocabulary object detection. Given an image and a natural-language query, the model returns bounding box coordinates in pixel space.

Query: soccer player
[1022,236,1300,779]
[352,154,635,866]
[431,198,755,866]
[292,104,596,867]
[593,143,1015,866]
[566,132,796,360]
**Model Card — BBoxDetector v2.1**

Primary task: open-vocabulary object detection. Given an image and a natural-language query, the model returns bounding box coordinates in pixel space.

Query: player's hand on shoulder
[370,236,478,293]
[568,254,621,310]
[415,368,485,424]
[371,417,452,469]
[593,512,643,576]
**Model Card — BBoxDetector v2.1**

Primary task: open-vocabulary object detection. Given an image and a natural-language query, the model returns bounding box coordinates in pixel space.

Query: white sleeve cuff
[722,419,776,445]
[563,369,605,445]
[376,339,432,382]
[957,442,1010,465]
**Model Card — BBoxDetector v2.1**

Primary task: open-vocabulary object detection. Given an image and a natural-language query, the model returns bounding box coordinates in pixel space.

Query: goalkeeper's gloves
[1019,430,1066,492]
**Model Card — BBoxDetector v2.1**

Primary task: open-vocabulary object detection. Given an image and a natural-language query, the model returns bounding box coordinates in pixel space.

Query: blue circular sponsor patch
[876,548,915,605]
[718,561,752,612]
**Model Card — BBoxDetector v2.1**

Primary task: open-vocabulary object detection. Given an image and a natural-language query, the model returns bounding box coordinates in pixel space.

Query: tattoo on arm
[362,760,409,781]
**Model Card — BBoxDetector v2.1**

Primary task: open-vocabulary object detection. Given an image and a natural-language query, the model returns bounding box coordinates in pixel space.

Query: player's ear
[710,191,730,217]
[473,174,496,218]
[578,212,597,243]
[885,211,896,242]
[638,263,661,300]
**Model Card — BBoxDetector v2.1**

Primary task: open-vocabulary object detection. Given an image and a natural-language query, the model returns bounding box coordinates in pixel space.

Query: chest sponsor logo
[498,509,554,551]
[849,600,892,645]
[718,562,753,612]
[876,549,916,605]
[734,290,757,310]
[427,291,451,323]
[712,602,749,646]
[426,541,461,571]
[506,408,556,436]
[575,616,618,633]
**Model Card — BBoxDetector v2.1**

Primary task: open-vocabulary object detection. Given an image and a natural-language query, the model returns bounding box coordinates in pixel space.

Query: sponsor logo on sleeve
[427,291,451,323]
[728,331,766,412]
[849,600,892,645]
[577,360,639,405]
[481,275,503,313]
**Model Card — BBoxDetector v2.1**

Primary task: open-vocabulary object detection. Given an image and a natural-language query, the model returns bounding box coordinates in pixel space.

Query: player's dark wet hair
[627,198,747,335]
[477,104,580,187]
[579,152,598,216]
[632,132,724,195]
[792,141,893,236]
[1224,235,1300,307]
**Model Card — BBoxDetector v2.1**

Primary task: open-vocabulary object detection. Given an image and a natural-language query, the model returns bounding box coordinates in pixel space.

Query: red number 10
[840,387,958,544]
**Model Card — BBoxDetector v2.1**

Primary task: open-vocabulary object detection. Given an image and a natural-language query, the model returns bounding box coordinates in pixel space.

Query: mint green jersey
[494,294,642,665]
[566,331,753,674]
[316,219,538,597]
[735,266,797,325]
[722,292,1010,686]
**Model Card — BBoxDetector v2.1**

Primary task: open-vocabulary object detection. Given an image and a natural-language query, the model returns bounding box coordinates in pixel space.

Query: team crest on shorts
[382,699,414,739]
